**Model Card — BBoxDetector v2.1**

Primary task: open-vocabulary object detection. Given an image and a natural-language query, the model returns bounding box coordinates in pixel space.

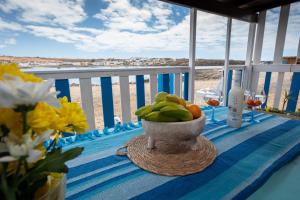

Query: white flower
[0,75,60,108]
[0,130,52,163]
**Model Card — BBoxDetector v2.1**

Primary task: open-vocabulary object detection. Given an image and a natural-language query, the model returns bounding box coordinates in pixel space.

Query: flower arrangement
[0,64,88,199]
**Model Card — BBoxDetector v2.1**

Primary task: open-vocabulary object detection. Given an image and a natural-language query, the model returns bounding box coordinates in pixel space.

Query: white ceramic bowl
[142,111,206,153]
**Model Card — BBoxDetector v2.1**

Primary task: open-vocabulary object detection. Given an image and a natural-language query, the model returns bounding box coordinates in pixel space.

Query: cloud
[0,0,86,26]
[0,37,17,48]
[94,0,174,32]
[0,18,23,31]
[0,0,299,59]
[25,14,189,53]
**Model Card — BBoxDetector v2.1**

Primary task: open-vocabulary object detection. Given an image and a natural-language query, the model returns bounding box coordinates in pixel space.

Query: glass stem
[212,106,215,121]
[251,107,254,122]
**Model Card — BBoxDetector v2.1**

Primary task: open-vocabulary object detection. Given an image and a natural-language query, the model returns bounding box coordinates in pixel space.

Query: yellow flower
[0,108,22,137]
[28,103,58,134]
[0,63,42,82]
[56,97,88,133]
[265,106,271,112]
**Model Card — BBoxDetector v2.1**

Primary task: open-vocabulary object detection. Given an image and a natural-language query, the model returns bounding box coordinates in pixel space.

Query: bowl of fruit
[135,92,206,154]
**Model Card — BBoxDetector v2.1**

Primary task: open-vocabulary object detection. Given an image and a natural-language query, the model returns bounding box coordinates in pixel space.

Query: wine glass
[244,90,265,123]
[205,94,221,123]
[255,90,267,109]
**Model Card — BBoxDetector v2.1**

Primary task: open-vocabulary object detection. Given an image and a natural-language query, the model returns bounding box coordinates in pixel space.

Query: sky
[0,0,299,60]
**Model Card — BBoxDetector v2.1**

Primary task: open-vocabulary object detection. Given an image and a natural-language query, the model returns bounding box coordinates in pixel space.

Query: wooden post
[243,23,256,90]
[79,78,96,131]
[223,17,232,106]
[188,8,197,103]
[273,5,290,109]
[250,11,266,93]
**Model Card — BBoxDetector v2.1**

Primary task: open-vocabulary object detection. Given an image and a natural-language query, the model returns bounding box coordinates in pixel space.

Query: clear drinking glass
[206,98,221,123]
[244,90,265,123]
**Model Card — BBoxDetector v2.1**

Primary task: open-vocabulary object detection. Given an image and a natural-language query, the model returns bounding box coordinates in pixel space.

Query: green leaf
[33,147,84,174]
[17,147,83,186]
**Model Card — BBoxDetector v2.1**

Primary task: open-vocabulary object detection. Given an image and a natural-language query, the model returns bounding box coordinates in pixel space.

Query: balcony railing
[23,63,299,131]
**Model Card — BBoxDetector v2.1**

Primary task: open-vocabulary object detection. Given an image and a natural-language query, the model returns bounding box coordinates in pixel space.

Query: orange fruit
[207,99,220,106]
[247,99,255,106]
[186,104,201,119]
[254,100,262,106]
[178,98,186,107]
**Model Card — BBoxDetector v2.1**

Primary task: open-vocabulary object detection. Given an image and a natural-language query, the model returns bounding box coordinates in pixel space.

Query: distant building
[282,56,297,64]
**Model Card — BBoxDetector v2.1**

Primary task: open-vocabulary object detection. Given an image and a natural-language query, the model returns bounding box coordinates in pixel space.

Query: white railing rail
[253,64,300,72]
[23,65,246,130]
[23,66,189,79]
[24,66,190,130]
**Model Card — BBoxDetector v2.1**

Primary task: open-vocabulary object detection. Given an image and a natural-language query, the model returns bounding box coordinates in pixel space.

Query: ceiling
[159,0,300,22]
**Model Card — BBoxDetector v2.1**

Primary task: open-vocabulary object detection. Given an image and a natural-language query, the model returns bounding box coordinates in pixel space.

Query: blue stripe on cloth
[210,115,274,142]
[67,164,140,198]
[180,124,300,200]
[233,143,300,200]
[131,120,300,200]
[67,155,127,179]
[67,160,130,183]
[66,169,143,200]
[203,111,265,134]
[203,113,267,138]
[64,128,144,159]
[67,162,134,187]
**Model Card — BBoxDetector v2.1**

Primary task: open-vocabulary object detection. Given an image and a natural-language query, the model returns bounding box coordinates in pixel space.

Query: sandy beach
[69,72,299,130]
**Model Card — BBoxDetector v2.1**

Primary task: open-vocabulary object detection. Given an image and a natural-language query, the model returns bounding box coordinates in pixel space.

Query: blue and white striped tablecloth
[64,107,300,200]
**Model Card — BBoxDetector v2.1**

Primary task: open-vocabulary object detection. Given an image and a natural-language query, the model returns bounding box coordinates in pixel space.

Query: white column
[149,74,157,103]
[119,76,131,123]
[174,73,182,97]
[273,5,290,108]
[223,17,232,106]
[188,8,197,103]
[243,23,256,90]
[296,38,300,59]
[251,11,266,93]
[79,78,96,130]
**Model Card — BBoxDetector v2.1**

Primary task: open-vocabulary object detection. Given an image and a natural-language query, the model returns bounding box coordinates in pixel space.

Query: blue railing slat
[162,74,170,93]
[158,74,163,92]
[136,75,145,121]
[169,73,174,94]
[286,72,300,112]
[158,74,171,93]
[183,72,189,100]
[226,70,233,106]
[100,77,115,128]
[136,75,145,108]
[55,79,71,102]
[262,72,272,108]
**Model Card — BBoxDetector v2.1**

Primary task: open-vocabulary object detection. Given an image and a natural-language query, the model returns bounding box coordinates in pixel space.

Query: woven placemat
[125,134,217,176]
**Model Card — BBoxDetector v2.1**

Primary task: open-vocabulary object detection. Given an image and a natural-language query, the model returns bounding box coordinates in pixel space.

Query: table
[63,107,300,200]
